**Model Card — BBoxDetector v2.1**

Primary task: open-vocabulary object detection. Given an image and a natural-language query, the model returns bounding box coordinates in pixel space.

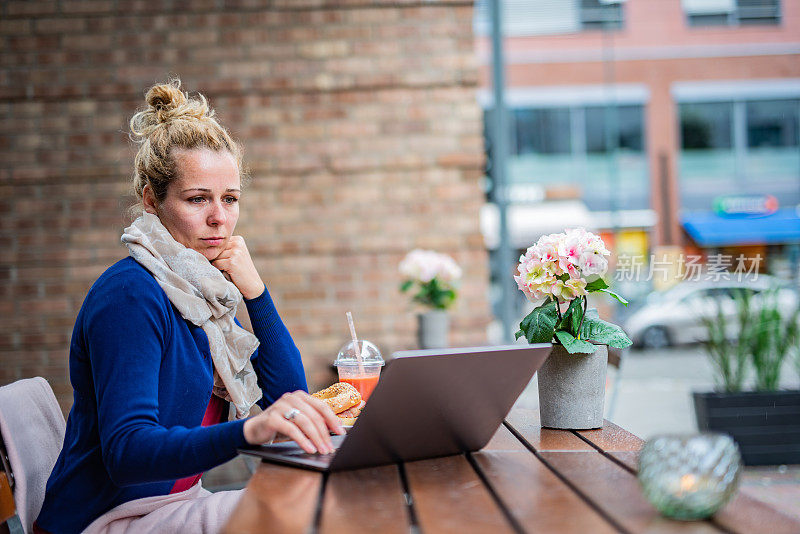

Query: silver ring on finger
[283,408,301,422]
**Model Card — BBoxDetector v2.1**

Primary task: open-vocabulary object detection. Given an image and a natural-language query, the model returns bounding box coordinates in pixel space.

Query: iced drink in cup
[334,340,384,401]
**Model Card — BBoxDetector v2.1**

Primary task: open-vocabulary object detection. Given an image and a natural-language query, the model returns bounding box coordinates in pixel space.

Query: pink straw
[346,311,365,373]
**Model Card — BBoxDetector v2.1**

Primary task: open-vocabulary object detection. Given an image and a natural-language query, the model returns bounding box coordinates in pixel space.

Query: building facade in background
[0,1,490,411]
[477,0,800,303]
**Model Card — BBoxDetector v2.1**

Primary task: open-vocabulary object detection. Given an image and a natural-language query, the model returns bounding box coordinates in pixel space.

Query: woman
[35,79,342,534]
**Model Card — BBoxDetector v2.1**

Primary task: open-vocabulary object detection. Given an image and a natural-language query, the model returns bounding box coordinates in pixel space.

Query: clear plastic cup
[334,339,384,401]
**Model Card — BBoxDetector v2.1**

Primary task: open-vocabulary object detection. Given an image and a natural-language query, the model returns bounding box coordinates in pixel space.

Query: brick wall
[0,0,490,414]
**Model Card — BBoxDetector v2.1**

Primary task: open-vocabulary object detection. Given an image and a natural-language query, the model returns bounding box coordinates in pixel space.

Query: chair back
[1,468,23,533]
[0,378,66,534]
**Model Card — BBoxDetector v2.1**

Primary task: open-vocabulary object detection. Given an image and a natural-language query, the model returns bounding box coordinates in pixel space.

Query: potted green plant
[693,287,800,465]
[514,228,632,429]
[399,249,462,349]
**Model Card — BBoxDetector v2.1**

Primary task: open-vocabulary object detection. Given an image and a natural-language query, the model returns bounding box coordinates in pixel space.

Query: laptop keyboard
[251,433,346,462]
[284,450,337,459]
[282,437,343,459]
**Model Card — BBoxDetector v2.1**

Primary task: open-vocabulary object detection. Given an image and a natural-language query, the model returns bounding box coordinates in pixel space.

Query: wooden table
[224,407,800,534]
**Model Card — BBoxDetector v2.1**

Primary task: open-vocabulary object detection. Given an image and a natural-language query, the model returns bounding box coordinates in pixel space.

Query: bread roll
[312,382,361,414]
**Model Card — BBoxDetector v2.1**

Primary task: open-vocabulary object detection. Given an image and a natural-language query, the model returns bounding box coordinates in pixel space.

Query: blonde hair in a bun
[129,77,243,214]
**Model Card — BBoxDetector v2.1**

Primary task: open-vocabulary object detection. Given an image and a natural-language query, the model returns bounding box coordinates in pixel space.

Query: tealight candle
[676,473,700,496]
[637,433,742,520]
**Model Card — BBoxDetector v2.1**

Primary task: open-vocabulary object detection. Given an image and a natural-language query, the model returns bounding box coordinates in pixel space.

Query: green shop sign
[713,195,778,218]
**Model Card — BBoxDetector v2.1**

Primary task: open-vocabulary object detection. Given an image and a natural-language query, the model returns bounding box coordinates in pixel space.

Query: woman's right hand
[242,391,345,454]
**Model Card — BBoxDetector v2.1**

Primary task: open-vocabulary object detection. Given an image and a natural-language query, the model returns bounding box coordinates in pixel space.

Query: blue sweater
[36,257,308,534]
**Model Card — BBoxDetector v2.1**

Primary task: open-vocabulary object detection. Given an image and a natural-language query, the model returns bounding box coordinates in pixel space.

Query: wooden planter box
[693,390,800,466]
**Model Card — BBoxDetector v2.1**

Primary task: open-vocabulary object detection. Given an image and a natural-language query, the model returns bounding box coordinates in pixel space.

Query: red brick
[117,33,167,48]
[7,35,60,51]
[62,34,113,50]
[6,1,58,16]
[61,0,114,13]
[0,19,33,34]
[35,18,88,34]
[20,298,71,315]
[167,29,218,47]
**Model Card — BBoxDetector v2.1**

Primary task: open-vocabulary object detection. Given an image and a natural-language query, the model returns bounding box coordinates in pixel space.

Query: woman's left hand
[211,236,265,299]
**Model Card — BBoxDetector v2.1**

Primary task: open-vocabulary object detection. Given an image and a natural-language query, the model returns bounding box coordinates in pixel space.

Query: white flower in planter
[399,249,461,310]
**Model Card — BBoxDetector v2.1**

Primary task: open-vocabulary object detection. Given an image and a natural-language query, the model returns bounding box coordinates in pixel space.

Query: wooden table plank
[222,462,321,534]
[715,493,800,534]
[484,421,531,452]
[506,408,594,452]
[610,451,800,534]
[405,454,515,534]
[575,420,644,452]
[540,451,721,533]
[473,450,619,534]
[609,451,639,472]
[318,464,410,534]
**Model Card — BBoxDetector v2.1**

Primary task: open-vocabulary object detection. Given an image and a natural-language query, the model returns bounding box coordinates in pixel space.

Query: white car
[623,276,798,349]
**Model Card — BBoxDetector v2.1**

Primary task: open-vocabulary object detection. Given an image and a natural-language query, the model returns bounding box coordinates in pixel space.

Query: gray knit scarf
[121,213,261,419]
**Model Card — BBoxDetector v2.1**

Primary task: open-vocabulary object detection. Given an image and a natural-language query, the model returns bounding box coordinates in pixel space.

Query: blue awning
[681,208,800,247]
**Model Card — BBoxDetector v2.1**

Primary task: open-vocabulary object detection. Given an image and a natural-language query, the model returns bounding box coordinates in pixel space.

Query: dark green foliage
[702,288,799,392]
[399,277,456,310]
[516,279,632,354]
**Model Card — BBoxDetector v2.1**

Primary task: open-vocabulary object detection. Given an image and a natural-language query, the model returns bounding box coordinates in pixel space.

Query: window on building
[680,102,733,150]
[515,108,572,155]
[683,0,781,27]
[473,0,625,37]
[678,98,800,211]
[746,100,799,148]
[580,0,625,30]
[738,0,782,24]
[585,105,644,152]
[487,103,648,211]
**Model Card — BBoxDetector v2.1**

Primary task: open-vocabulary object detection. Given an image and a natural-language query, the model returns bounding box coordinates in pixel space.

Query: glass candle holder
[637,433,742,520]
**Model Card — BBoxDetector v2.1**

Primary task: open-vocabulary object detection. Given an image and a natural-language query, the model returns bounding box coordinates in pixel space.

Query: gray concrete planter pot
[538,343,607,430]
[417,310,449,349]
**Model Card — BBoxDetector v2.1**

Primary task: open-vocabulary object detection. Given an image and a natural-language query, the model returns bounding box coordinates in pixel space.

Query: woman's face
[145,148,241,261]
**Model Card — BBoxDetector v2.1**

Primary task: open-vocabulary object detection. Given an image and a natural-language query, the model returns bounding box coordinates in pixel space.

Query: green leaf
[410,277,459,310]
[555,330,597,354]
[400,280,413,292]
[413,288,429,305]
[579,316,633,349]
[557,297,584,336]
[515,330,525,341]
[599,288,628,306]
[557,273,570,282]
[585,278,609,292]
[520,310,535,332]
[584,308,600,321]
[536,298,557,312]
[520,300,549,331]
[518,300,558,344]
[522,299,555,328]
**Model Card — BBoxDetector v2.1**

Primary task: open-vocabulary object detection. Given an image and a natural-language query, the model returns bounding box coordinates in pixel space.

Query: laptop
[238,343,551,471]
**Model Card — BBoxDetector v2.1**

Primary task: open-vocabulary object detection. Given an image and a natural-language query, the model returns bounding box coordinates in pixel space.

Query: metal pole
[602,12,620,234]
[488,0,515,343]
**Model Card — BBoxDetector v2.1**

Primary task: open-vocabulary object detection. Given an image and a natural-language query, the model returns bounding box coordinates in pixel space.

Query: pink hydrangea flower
[514,228,610,303]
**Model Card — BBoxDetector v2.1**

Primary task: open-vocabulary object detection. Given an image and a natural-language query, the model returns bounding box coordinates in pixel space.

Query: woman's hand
[243,391,346,454]
[211,236,265,299]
